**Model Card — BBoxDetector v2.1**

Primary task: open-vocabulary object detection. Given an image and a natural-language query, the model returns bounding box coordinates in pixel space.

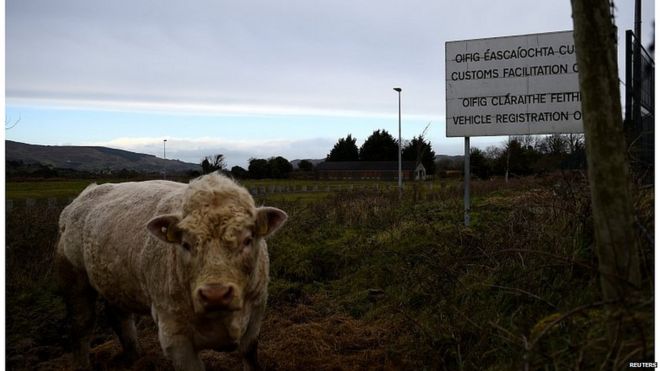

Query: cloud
[91,136,336,168]
[6,95,438,121]
[6,0,652,164]
[7,0,605,120]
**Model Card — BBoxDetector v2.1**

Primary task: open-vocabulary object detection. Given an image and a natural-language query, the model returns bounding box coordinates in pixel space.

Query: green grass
[6,177,455,201]
[6,180,96,200]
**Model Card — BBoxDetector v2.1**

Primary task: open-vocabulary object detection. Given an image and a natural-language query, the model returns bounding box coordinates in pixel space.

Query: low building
[316,161,423,180]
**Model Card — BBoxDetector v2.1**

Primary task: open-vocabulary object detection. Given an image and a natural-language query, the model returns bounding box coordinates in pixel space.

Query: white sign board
[446,31,583,137]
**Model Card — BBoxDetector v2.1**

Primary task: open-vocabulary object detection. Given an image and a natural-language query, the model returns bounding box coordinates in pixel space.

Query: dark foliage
[297,160,314,172]
[402,135,436,175]
[326,134,359,162]
[359,130,398,161]
[470,148,491,180]
[246,157,293,179]
[230,166,248,179]
[465,135,588,180]
[201,154,227,174]
[268,157,293,179]
[248,158,270,179]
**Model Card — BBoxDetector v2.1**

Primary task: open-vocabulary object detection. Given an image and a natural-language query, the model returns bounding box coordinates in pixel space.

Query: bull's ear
[256,207,288,237]
[147,214,183,244]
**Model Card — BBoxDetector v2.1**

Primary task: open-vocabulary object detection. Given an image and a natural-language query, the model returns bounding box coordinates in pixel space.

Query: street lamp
[393,88,402,192]
[163,139,167,180]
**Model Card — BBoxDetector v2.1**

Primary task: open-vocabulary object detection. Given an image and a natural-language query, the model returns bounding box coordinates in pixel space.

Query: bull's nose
[198,284,235,310]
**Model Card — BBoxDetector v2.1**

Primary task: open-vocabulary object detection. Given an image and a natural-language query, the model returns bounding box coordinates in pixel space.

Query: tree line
[199,129,437,179]
[199,131,586,180]
[326,130,436,175]
[464,134,586,180]
[199,154,296,179]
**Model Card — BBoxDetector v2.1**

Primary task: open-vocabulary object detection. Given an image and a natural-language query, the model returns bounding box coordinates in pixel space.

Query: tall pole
[464,137,470,226]
[163,139,167,180]
[632,0,642,162]
[394,88,402,193]
[634,0,641,43]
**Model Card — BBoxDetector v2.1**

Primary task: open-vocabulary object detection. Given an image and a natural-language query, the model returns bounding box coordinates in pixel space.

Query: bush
[266,176,653,369]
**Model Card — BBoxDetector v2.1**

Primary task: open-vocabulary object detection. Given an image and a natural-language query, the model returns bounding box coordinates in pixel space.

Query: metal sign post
[446,30,585,227]
[464,136,470,226]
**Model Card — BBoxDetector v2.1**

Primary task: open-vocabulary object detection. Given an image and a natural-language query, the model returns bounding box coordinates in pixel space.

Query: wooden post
[571,0,641,303]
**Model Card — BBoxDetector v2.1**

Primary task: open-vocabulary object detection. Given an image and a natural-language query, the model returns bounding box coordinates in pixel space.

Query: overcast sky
[5,0,655,168]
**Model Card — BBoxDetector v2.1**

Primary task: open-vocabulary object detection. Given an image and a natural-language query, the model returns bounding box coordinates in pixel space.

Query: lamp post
[393,88,402,193]
[163,139,167,180]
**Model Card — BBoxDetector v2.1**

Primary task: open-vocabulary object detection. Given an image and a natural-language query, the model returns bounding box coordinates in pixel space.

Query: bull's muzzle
[197,283,239,312]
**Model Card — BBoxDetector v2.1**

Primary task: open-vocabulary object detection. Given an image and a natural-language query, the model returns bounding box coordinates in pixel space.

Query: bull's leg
[240,303,265,371]
[241,340,262,371]
[56,254,97,371]
[157,318,205,371]
[106,304,141,362]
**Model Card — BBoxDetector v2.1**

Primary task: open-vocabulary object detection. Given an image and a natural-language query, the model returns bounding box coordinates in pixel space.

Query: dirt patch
[15,303,398,371]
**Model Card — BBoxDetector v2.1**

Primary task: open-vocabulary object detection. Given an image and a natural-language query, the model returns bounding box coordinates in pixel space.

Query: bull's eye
[243,237,253,248]
[181,242,192,251]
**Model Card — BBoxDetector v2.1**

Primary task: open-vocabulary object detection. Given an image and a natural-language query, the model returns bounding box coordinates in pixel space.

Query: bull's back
[58,180,185,311]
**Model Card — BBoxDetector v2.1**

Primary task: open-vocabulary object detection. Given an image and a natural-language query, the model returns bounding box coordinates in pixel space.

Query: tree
[493,139,539,177]
[298,160,314,171]
[402,135,436,175]
[563,134,586,169]
[268,156,293,179]
[201,154,227,174]
[571,0,641,304]
[536,135,568,156]
[248,158,269,179]
[534,135,569,173]
[326,134,359,161]
[470,148,491,180]
[230,166,248,179]
[359,129,398,161]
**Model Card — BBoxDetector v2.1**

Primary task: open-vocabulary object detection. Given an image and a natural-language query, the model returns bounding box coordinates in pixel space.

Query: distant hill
[6,140,200,174]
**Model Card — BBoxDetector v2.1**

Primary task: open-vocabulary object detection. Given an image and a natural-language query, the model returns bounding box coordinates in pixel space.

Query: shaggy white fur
[56,173,287,371]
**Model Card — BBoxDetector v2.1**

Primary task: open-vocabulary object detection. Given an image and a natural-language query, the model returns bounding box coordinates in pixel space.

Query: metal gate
[624,29,655,183]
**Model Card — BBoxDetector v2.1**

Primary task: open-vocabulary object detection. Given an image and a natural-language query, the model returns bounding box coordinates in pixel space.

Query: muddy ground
[9,302,398,371]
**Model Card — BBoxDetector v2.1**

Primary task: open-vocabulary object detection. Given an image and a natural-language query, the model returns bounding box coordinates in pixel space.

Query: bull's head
[147,195,286,318]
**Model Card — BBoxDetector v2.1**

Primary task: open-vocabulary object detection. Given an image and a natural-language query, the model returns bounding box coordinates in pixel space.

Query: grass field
[5,177,438,201]
[6,179,96,200]
[5,174,654,370]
